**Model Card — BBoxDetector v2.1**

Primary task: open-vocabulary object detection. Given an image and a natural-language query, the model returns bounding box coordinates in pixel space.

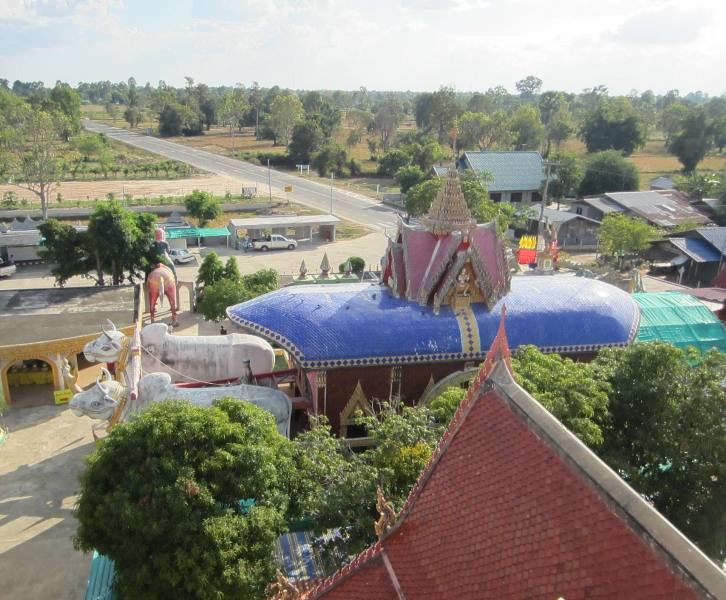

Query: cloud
[612,6,708,44]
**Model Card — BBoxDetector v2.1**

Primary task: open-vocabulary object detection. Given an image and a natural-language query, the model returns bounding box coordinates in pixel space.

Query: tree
[373,96,404,152]
[268,94,303,146]
[457,110,510,151]
[48,82,81,134]
[515,75,542,99]
[311,142,347,177]
[104,101,119,124]
[597,213,655,262]
[0,108,65,219]
[198,269,278,322]
[184,190,221,227]
[668,107,712,173]
[288,119,324,164]
[660,102,689,146]
[427,86,460,145]
[395,165,425,193]
[578,150,639,197]
[377,149,411,176]
[546,152,582,201]
[74,400,294,599]
[123,106,141,128]
[218,87,249,136]
[674,171,721,201]
[510,104,544,151]
[512,345,610,446]
[580,99,646,155]
[158,103,203,137]
[594,343,726,562]
[37,220,93,286]
[196,252,225,290]
[223,256,241,282]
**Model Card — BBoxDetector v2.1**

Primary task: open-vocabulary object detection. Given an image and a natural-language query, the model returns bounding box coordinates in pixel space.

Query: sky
[1,0,725,95]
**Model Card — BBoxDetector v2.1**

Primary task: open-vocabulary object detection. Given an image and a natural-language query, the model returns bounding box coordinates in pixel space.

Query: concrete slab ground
[0,404,96,600]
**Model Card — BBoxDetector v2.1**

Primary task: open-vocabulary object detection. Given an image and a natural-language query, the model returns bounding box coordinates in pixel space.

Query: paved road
[83,120,400,232]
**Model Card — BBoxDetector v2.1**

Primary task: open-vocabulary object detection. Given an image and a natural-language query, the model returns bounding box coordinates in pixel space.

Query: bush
[74,400,294,600]
[348,158,362,177]
[338,256,365,274]
[312,143,347,177]
[377,149,411,176]
[578,150,639,196]
[395,165,425,193]
[184,190,221,227]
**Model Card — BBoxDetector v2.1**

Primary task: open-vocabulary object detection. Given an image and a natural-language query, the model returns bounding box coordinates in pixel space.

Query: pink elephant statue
[147,264,178,326]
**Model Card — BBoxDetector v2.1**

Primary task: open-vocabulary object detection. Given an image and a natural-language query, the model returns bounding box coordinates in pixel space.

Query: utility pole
[267,159,272,202]
[330,173,334,214]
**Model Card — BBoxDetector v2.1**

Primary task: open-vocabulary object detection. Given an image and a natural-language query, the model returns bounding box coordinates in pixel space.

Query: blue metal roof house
[458,151,545,204]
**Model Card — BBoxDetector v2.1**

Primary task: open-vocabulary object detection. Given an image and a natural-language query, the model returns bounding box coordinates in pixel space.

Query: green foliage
[428,386,466,426]
[293,405,443,553]
[674,171,721,201]
[74,400,293,600]
[598,213,655,260]
[223,256,241,282]
[338,256,365,274]
[404,178,441,216]
[377,149,410,176]
[395,165,425,193]
[594,343,726,561]
[311,142,347,177]
[158,103,204,137]
[458,110,511,151]
[580,99,646,155]
[196,252,225,289]
[546,151,582,200]
[512,345,610,446]
[668,107,712,173]
[37,219,92,286]
[577,150,639,197]
[123,106,141,128]
[288,119,324,164]
[269,94,303,146]
[198,269,278,322]
[184,190,221,227]
[509,104,544,151]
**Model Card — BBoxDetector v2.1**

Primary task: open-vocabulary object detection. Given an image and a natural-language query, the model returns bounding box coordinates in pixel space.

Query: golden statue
[374,487,397,539]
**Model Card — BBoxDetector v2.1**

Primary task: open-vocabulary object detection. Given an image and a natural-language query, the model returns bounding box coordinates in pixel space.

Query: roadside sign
[284,185,293,193]
[54,389,73,405]
[242,186,257,199]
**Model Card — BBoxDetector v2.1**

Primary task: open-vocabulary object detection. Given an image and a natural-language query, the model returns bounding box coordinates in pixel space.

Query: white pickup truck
[251,235,298,252]
[0,260,16,278]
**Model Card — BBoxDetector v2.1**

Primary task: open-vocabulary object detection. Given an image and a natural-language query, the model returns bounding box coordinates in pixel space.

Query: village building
[276,317,726,599]
[457,150,545,204]
[228,215,341,246]
[570,190,711,228]
[228,169,641,438]
[524,206,601,250]
[0,216,46,263]
[649,175,677,190]
[0,285,140,407]
[649,227,726,287]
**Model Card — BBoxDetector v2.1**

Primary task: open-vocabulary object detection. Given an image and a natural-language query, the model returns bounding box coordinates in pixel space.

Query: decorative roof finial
[374,487,396,540]
[320,253,331,278]
[298,259,308,279]
[422,167,476,235]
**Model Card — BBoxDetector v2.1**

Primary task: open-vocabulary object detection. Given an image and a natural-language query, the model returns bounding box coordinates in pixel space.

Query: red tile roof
[284,309,725,600]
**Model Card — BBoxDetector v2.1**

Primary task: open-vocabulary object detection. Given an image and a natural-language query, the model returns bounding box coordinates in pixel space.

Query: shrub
[338,256,365,274]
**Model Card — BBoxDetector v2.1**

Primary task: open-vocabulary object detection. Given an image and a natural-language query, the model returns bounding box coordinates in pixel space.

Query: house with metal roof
[272,318,726,599]
[649,175,676,190]
[571,190,711,228]
[457,151,545,204]
[524,206,601,250]
[651,227,726,286]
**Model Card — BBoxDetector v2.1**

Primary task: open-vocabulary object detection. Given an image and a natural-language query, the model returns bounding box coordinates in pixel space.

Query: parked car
[251,235,298,252]
[168,248,196,265]
[0,259,16,278]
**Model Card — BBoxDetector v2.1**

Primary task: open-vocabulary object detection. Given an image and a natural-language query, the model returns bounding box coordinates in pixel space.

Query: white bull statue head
[83,320,126,363]
[69,368,126,421]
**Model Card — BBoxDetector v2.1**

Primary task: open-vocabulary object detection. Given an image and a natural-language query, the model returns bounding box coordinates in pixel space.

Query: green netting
[165,227,230,239]
[634,292,726,353]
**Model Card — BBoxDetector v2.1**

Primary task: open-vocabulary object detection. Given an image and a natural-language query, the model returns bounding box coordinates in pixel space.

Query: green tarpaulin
[165,227,230,239]
[634,292,726,353]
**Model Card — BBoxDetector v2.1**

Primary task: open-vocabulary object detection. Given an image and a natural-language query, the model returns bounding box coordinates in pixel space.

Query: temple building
[228,169,642,438]
[271,316,725,599]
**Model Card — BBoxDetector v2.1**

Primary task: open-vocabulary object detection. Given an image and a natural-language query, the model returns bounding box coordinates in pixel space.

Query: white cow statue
[83,321,276,384]
[69,369,292,437]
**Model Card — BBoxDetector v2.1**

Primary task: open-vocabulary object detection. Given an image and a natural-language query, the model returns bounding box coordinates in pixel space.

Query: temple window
[317,371,327,414]
[339,381,374,443]
[390,366,402,403]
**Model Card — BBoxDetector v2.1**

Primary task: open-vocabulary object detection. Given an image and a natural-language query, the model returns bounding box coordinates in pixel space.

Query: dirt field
[0,174,254,204]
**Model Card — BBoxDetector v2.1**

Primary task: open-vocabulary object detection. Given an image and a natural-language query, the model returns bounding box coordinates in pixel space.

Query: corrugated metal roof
[531,207,602,224]
[669,238,721,263]
[229,215,341,228]
[461,151,544,192]
[649,176,676,190]
[84,552,115,600]
[432,165,450,177]
[695,227,726,256]
[164,227,230,239]
[605,191,710,227]
[634,292,726,352]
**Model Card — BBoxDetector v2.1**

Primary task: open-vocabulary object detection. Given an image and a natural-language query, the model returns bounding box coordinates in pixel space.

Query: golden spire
[422,167,476,235]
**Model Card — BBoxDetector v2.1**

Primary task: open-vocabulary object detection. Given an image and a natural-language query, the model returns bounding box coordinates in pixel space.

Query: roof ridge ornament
[422,167,476,235]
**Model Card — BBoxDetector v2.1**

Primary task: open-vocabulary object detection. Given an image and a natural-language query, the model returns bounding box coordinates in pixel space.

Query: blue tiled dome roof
[227,276,640,369]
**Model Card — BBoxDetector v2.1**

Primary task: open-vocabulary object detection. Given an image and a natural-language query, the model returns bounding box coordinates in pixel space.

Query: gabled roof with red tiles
[290,309,726,600]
